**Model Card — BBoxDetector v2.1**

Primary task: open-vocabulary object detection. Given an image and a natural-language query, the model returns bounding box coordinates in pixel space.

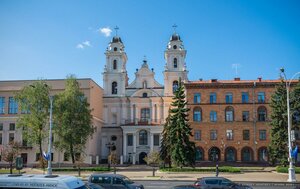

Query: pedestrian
[216,164,219,177]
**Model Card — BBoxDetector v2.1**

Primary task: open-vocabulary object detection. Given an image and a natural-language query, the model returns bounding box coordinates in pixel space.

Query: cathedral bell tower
[163,26,188,96]
[103,28,128,97]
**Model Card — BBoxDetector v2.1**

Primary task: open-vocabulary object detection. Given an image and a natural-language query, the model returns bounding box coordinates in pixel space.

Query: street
[136,180,300,189]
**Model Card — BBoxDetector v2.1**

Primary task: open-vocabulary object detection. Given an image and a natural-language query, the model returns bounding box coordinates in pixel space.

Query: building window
[143,81,147,88]
[113,60,117,70]
[258,92,265,103]
[112,82,118,94]
[8,97,18,114]
[114,47,117,51]
[193,108,202,122]
[142,93,148,98]
[225,93,233,103]
[258,147,268,162]
[242,111,250,122]
[241,147,253,162]
[127,134,133,146]
[210,111,217,122]
[64,152,70,161]
[173,81,179,93]
[194,130,201,141]
[141,108,150,122]
[210,130,217,140]
[225,106,234,122]
[0,97,5,114]
[193,93,201,104]
[139,130,148,145]
[154,134,160,146]
[0,133,2,145]
[242,92,249,103]
[195,147,204,161]
[225,147,236,162]
[210,92,217,103]
[173,58,178,68]
[9,123,15,131]
[258,106,267,121]
[0,123,3,131]
[9,133,14,142]
[243,130,250,140]
[259,130,267,140]
[226,130,233,140]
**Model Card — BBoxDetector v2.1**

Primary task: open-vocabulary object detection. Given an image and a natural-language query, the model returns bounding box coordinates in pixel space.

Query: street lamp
[47,96,53,176]
[280,68,300,182]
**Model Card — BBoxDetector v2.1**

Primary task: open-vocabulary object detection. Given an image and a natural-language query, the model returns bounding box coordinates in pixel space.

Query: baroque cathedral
[101,31,188,164]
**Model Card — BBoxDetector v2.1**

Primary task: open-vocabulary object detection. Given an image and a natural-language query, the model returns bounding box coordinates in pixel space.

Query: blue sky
[1,0,300,86]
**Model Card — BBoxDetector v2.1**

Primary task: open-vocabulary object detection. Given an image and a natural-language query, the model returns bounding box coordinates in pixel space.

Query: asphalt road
[136,180,300,189]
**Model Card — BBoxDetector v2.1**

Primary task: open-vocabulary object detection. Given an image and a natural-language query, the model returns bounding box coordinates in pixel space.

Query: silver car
[194,177,252,189]
[88,173,144,189]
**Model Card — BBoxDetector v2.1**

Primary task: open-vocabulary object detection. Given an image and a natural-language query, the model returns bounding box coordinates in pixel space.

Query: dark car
[194,177,252,189]
[88,173,144,189]
[86,183,105,189]
[171,185,199,189]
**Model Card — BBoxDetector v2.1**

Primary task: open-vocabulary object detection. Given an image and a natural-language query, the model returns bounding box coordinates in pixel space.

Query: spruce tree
[160,109,172,168]
[290,80,300,127]
[169,78,195,167]
[268,80,289,166]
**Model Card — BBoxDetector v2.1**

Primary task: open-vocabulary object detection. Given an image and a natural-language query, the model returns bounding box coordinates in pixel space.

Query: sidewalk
[21,165,300,183]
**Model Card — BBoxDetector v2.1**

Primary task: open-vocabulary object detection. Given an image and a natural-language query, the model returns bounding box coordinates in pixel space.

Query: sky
[1,0,300,86]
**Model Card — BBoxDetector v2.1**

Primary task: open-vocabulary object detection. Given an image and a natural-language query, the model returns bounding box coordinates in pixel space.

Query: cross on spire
[114,26,119,36]
[172,24,178,33]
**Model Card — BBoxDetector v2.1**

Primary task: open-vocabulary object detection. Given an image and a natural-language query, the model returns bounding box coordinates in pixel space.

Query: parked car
[171,185,199,189]
[194,177,252,189]
[88,173,144,189]
[86,183,105,189]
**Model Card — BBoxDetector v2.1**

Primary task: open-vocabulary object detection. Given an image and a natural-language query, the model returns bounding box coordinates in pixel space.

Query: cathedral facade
[100,32,188,164]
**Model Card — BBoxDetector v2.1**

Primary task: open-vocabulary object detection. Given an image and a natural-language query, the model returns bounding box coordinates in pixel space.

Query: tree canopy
[53,75,94,165]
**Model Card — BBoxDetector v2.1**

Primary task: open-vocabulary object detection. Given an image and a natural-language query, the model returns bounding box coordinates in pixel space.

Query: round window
[173,45,177,49]
[114,47,118,51]
[111,135,117,141]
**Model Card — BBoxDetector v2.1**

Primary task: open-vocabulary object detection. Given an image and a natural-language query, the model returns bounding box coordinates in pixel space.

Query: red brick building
[185,78,297,164]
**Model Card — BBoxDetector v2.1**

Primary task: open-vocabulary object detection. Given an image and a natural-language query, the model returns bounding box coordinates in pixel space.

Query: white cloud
[76,40,92,49]
[83,41,91,47]
[76,44,84,49]
[99,27,112,37]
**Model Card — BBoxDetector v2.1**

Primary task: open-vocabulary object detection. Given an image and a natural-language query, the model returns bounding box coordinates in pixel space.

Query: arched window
[208,147,220,161]
[225,106,234,122]
[112,82,117,94]
[258,106,267,121]
[113,60,117,70]
[114,47,117,51]
[172,80,179,93]
[140,108,150,122]
[241,147,253,162]
[173,58,178,68]
[139,130,148,145]
[193,107,202,122]
[142,93,147,98]
[195,147,204,161]
[225,147,236,162]
[258,147,268,162]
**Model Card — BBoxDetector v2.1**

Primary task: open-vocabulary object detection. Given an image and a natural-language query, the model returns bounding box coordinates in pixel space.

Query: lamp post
[280,68,300,182]
[47,96,53,176]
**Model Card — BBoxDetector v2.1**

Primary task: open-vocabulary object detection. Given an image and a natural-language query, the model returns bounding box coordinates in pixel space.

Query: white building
[101,32,189,164]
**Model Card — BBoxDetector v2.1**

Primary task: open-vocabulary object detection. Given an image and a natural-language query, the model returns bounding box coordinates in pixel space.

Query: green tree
[268,80,289,166]
[169,78,195,168]
[269,79,300,166]
[15,80,50,169]
[53,75,94,165]
[160,109,172,168]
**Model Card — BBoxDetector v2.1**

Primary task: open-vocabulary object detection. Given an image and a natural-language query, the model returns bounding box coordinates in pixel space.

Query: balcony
[122,119,162,126]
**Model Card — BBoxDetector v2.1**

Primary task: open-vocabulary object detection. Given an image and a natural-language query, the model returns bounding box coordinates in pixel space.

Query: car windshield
[121,176,134,184]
